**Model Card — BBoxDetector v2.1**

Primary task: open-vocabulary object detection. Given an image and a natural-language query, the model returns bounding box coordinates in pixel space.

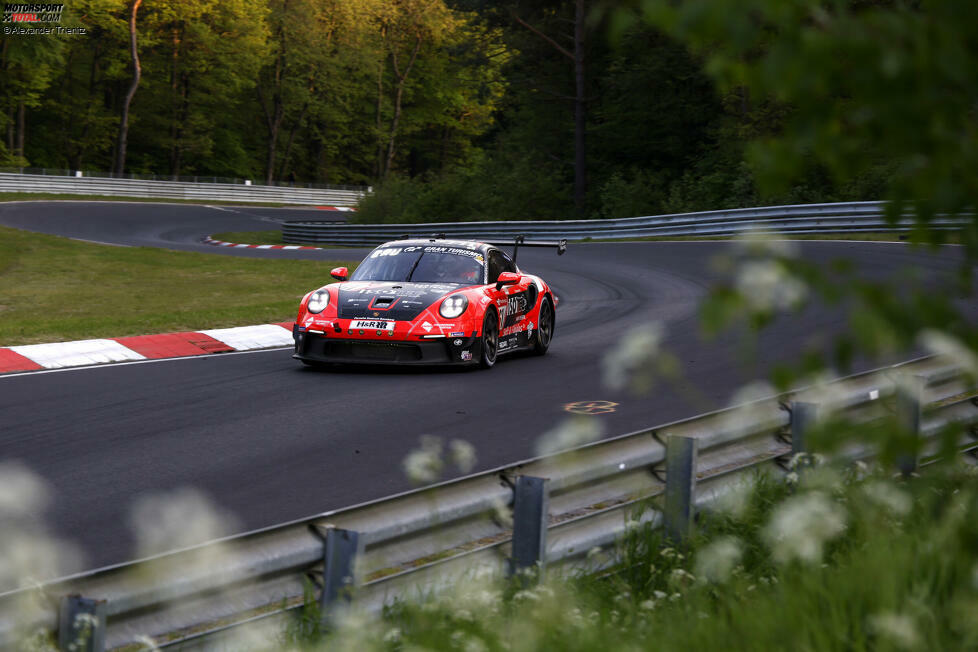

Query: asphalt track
[1,200,975,579]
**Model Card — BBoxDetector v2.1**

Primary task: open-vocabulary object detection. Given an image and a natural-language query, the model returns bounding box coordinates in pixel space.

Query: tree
[113,0,142,175]
[0,22,64,165]
[134,0,268,178]
[372,0,458,179]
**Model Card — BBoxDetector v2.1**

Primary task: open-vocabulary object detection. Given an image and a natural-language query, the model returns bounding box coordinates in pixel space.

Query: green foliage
[643,0,978,250]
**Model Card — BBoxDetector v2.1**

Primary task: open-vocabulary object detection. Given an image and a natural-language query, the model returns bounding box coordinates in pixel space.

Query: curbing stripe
[0,348,43,373]
[202,236,322,251]
[0,322,296,375]
[199,324,294,351]
[10,339,147,369]
[114,332,231,359]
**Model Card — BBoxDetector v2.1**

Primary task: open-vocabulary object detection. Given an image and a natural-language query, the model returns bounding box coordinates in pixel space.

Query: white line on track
[0,346,293,381]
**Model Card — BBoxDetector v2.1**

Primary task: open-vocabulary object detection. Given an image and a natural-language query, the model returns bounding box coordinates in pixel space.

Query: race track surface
[0,200,974,578]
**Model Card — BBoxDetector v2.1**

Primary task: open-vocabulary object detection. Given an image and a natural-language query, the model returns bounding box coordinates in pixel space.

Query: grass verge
[0,225,357,346]
[0,192,315,208]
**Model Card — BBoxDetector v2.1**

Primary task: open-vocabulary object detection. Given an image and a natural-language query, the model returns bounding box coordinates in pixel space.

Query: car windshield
[350,245,485,285]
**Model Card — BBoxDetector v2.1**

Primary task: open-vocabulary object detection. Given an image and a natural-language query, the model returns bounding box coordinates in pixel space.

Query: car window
[488,250,518,283]
[350,245,484,285]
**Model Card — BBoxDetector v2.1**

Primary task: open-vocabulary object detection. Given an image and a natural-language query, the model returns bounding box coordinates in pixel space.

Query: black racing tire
[479,310,499,369]
[532,296,555,355]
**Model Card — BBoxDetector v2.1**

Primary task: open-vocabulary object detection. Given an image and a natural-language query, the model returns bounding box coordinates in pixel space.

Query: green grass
[0,225,357,346]
[0,192,313,207]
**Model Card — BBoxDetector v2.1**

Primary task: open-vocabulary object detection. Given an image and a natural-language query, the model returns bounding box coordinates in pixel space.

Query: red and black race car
[292,236,566,368]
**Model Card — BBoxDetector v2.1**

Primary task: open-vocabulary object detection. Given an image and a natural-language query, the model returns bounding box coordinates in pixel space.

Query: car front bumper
[292,324,482,366]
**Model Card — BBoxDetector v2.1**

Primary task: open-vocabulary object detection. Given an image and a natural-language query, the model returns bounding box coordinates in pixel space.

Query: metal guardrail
[0,173,367,206]
[282,201,972,245]
[0,356,975,650]
[0,167,367,192]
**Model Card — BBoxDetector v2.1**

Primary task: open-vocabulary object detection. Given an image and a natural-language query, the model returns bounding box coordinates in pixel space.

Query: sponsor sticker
[460,351,472,361]
[421,321,433,332]
[351,319,394,331]
[449,331,465,337]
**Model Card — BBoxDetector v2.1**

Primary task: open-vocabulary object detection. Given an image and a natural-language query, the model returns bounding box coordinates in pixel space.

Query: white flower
[735,259,807,312]
[869,611,921,650]
[669,568,696,588]
[382,627,401,643]
[130,488,239,557]
[449,439,477,473]
[733,230,798,258]
[601,323,664,391]
[490,496,513,529]
[535,418,603,456]
[717,380,779,435]
[402,435,444,485]
[763,491,847,564]
[0,462,49,518]
[919,330,978,379]
[862,481,912,517]
[694,536,743,584]
[640,599,656,610]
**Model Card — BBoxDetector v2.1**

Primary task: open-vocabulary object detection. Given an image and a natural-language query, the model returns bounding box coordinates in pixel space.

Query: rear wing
[398,234,567,262]
[483,235,567,261]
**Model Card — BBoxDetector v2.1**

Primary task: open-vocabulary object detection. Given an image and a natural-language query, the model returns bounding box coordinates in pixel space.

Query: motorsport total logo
[2,3,86,35]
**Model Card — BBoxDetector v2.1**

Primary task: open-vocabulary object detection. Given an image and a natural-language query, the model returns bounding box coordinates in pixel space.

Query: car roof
[379,238,494,253]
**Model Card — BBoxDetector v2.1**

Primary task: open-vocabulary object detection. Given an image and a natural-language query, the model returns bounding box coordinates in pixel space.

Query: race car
[292,236,566,368]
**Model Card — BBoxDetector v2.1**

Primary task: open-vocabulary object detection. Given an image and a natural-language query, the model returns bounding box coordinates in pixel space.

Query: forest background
[0,0,913,223]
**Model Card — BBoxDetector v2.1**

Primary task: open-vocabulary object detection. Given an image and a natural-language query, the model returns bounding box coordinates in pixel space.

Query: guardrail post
[790,401,819,459]
[508,475,549,582]
[319,527,362,625]
[896,374,925,476]
[664,435,698,543]
[58,595,106,652]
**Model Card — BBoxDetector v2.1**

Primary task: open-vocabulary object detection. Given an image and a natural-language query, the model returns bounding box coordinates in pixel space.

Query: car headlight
[439,294,468,319]
[307,289,330,314]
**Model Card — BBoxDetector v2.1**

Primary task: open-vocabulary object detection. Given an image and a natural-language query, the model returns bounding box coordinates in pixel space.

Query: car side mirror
[495,271,521,290]
[330,266,348,281]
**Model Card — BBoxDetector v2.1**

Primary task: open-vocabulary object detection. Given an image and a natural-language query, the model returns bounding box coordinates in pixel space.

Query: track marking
[564,400,619,415]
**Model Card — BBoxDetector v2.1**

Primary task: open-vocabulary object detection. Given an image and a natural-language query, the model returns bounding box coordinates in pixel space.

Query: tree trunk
[572,0,586,217]
[169,29,179,179]
[14,101,25,160]
[383,35,422,179]
[512,1,588,216]
[375,60,385,179]
[114,0,141,175]
[278,102,309,181]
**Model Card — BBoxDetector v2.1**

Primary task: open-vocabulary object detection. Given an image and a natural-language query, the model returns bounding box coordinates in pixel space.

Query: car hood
[336,281,463,321]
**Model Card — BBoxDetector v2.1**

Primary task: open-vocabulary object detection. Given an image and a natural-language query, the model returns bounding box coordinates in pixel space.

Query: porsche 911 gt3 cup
[293,236,565,368]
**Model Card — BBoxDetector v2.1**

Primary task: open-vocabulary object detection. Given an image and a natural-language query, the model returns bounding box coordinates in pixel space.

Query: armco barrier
[0,172,367,206]
[0,355,975,650]
[281,201,971,245]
